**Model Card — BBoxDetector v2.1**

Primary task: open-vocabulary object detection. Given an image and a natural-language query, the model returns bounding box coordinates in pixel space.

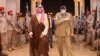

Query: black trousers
[48,29,53,48]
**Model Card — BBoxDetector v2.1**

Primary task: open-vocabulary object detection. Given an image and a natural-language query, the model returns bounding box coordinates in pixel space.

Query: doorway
[20,0,31,16]
[42,0,75,15]
[85,0,90,12]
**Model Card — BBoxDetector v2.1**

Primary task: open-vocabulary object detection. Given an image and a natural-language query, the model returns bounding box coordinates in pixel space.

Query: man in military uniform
[0,7,8,56]
[25,12,31,42]
[86,10,95,46]
[6,10,19,51]
[55,5,74,56]
[91,18,100,55]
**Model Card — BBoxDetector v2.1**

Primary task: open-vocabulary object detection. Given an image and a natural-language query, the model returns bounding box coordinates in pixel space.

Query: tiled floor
[8,35,97,56]
[8,41,97,56]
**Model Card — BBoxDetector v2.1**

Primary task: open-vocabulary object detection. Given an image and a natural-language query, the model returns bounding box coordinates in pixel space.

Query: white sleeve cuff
[41,31,48,36]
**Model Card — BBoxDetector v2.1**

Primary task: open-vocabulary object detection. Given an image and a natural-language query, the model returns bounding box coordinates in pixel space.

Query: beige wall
[6,0,16,14]
[31,0,42,15]
[0,0,85,16]
[32,0,85,16]
[90,0,98,11]
[0,0,6,11]
[74,0,85,16]
[31,0,36,15]
[0,0,86,16]
[0,0,20,13]
[15,0,20,13]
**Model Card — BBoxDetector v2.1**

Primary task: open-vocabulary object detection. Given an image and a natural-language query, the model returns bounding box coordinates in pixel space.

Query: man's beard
[37,11,43,14]
[37,9,43,14]
[1,12,4,14]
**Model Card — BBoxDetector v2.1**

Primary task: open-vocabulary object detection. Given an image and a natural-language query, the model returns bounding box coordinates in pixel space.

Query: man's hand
[65,18,70,20]
[40,34,45,38]
[29,32,33,38]
[71,33,74,37]
[15,28,20,33]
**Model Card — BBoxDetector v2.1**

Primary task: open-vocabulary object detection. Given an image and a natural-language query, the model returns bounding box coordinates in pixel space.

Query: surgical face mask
[60,9,66,13]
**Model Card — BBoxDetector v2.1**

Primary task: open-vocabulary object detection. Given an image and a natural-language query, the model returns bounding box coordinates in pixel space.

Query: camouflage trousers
[93,39,100,49]
[93,29,100,49]
[86,30,95,45]
[25,29,29,42]
[7,30,22,49]
[0,32,8,52]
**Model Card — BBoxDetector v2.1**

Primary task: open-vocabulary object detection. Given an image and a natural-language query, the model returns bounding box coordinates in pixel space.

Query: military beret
[60,5,66,9]
[0,7,4,11]
[8,10,13,15]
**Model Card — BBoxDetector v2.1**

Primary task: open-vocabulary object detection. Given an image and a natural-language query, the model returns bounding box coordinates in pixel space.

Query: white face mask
[61,9,66,13]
